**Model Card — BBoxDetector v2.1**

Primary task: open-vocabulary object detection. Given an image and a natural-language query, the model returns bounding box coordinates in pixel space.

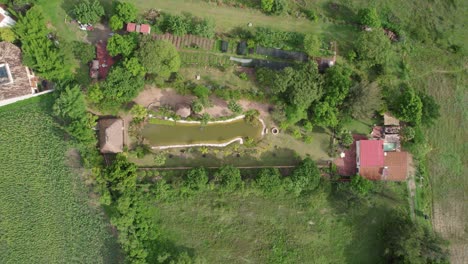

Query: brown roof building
[383,152,409,181]
[0,42,37,101]
[99,118,124,153]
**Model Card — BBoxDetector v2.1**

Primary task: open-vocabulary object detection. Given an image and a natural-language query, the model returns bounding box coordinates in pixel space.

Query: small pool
[141,118,262,148]
[384,142,397,151]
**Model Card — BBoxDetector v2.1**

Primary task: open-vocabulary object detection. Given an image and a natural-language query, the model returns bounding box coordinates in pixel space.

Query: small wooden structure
[98,118,124,153]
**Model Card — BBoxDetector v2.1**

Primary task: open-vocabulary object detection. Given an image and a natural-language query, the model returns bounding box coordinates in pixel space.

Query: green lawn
[154,182,407,263]
[0,96,121,263]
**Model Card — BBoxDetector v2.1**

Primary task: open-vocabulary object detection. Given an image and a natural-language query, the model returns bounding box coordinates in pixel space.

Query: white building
[0,7,16,28]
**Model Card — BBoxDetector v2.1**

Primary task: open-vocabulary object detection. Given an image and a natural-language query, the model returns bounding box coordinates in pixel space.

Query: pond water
[141,119,262,147]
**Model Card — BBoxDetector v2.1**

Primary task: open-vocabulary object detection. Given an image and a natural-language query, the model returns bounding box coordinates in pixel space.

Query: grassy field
[0,96,121,263]
[154,182,407,263]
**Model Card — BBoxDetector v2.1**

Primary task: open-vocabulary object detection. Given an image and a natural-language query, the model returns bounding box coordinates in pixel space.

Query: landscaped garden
[1,0,464,263]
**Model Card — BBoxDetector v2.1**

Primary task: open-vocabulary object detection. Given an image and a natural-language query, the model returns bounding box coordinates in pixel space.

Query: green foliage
[303,34,321,57]
[290,157,321,195]
[114,1,138,23]
[130,104,147,123]
[244,109,260,124]
[109,15,124,31]
[350,175,373,196]
[200,113,211,125]
[261,0,274,13]
[228,100,243,114]
[400,126,416,142]
[339,130,354,147]
[106,34,137,57]
[0,98,117,263]
[254,27,304,50]
[238,72,248,80]
[255,168,283,195]
[191,99,204,114]
[357,8,381,28]
[14,7,72,80]
[123,57,146,77]
[71,41,95,64]
[72,0,104,24]
[138,38,181,79]
[98,65,145,109]
[193,84,211,99]
[312,101,339,128]
[355,30,392,68]
[271,0,288,15]
[185,167,209,191]
[53,84,96,144]
[382,209,449,264]
[0,28,15,42]
[162,13,216,38]
[154,153,167,166]
[419,93,440,126]
[394,86,423,125]
[214,165,242,192]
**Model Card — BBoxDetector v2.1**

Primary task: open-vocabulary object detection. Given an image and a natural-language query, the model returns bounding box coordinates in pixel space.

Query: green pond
[142,119,262,147]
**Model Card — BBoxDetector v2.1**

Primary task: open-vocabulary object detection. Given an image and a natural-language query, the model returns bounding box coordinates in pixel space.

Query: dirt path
[406,154,416,221]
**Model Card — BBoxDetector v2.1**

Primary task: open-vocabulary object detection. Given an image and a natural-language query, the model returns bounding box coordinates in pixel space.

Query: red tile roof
[359,140,384,167]
[140,24,151,34]
[96,41,115,79]
[383,152,409,181]
[126,23,136,32]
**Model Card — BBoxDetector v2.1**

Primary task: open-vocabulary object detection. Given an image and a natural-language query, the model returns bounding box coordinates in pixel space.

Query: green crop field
[0,96,120,263]
[154,182,407,263]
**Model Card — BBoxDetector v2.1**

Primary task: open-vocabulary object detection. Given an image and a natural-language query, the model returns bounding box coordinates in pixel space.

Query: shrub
[238,72,248,80]
[185,167,209,191]
[214,165,242,192]
[358,7,381,28]
[255,168,283,195]
[154,153,166,166]
[72,0,104,24]
[191,99,204,114]
[291,158,321,195]
[350,174,373,196]
[228,101,243,114]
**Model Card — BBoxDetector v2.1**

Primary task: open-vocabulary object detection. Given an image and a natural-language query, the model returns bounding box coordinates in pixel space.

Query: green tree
[214,165,242,192]
[163,14,190,36]
[138,38,181,79]
[200,113,210,126]
[419,93,440,126]
[193,85,211,99]
[72,0,104,24]
[303,34,321,57]
[291,157,321,195]
[114,1,137,23]
[322,64,352,106]
[312,101,339,128]
[357,8,381,28]
[99,65,145,109]
[0,28,15,42]
[14,7,72,80]
[123,57,146,77]
[185,167,209,191]
[261,0,274,13]
[355,30,392,68]
[53,84,96,144]
[191,17,216,38]
[191,99,203,114]
[71,41,95,63]
[107,34,137,57]
[271,0,288,15]
[382,209,449,264]
[394,87,423,125]
[340,130,354,147]
[255,168,283,195]
[350,174,373,196]
[109,15,124,31]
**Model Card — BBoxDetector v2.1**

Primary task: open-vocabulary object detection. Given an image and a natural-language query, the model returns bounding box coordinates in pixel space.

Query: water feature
[384,142,397,151]
[141,118,263,148]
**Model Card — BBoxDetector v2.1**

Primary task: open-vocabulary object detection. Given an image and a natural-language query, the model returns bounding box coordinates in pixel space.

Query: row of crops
[0,97,120,263]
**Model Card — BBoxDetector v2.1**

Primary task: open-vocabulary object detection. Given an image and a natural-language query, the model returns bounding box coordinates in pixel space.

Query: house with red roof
[356,139,409,181]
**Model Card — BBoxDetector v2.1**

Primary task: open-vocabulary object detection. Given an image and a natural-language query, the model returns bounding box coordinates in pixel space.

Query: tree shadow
[322,1,357,24]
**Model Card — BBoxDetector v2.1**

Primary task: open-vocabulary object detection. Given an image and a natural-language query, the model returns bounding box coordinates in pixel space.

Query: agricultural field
[0,96,120,263]
[154,181,408,263]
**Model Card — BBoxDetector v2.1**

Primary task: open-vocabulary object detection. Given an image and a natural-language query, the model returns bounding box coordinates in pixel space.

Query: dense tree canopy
[114,1,138,23]
[107,34,137,57]
[109,15,124,31]
[291,158,321,195]
[419,93,440,126]
[357,8,381,28]
[14,7,72,80]
[53,84,96,144]
[138,39,181,79]
[0,28,15,42]
[394,86,423,125]
[303,34,321,57]
[185,167,209,191]
[72,0,104,24]
[355,30,392,68]
[350,174,373,196]
[214,165,242,192]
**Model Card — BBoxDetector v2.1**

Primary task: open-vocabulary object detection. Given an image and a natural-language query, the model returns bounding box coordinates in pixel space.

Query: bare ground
[134,86,274,119]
